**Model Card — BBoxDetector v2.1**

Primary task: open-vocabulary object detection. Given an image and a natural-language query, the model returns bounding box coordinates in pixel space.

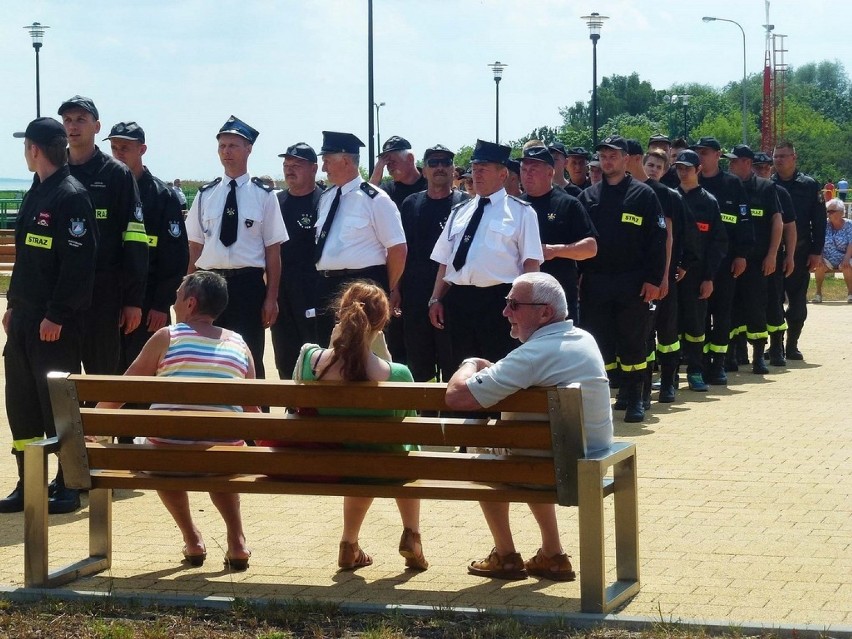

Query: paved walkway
[0,296,849,630]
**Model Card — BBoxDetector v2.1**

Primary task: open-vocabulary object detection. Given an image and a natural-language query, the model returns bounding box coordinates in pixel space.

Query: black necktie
[314,187,342,264]
[452,197,490,271]
[219,179,238,247]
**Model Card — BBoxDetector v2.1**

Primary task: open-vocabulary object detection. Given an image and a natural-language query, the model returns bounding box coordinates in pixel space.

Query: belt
[206,267,263,279]
[319,266,383,278]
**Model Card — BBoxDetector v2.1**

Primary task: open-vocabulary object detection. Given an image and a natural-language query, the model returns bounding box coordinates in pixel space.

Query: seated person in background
[260,280,428,572]
[814,198,852,304]
[97,271,256,571]
[445,272,613,582]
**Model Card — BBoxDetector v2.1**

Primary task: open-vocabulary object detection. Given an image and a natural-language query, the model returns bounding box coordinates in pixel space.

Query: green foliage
[453,144,473,169]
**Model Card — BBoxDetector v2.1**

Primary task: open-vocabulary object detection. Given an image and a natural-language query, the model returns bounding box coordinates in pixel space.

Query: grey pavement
[0,295,849,630]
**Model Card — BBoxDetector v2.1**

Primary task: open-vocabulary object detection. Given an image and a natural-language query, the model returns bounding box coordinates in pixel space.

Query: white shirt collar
[223,172,250,187]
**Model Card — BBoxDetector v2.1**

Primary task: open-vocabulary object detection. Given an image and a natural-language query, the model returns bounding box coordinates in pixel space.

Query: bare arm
[368,157,387,186]
[764,213,782,275]
[445,358,491,410]
[542,237,597,261]
[188,241,203,274]
[782,222,797,277]
[385,242,407,293]
[262,243,282,327]
[522,258,540,273]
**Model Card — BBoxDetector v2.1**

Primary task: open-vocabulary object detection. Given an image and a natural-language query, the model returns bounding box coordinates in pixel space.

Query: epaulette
[508,194,531,206]
[251,176,274,192]
[198,177,221,192]
[360,182,379,198]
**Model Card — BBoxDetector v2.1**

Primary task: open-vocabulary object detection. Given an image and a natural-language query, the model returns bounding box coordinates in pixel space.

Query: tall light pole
[487,61,507,144]
[703,16,748,144]
[367,0,376,171]
[24,22,49,117]
[374,102,385,155]
[582,13,609,147]
[664,94,692,139]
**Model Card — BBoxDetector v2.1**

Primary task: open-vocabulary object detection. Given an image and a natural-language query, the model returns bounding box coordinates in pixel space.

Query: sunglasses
[426,158,453,168]
[828,208,845,214]
[504,297,546,311]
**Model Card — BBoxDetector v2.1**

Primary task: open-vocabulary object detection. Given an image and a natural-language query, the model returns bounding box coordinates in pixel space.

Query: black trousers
[580,272,651,374]
[783,249,810,331]
[766,252,787,334]
[213,268,267,379]
[443,283,516,367]
[677,270,708,373]
[82,271,122,375]
[735,258,769,343]
[653,276,679,365]
[706,258,736,354]
[402,287,454,382]
[271,266,318,379]
[120,300,172,372]
[315,265,389,351]
[4,309,83,447]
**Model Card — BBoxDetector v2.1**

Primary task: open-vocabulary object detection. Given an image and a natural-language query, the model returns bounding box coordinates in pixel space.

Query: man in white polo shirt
[445,272,613,582]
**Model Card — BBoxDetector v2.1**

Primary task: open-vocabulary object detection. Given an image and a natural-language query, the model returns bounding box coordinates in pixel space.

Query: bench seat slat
[80,411,553,449]
[91,471,560,503]
[70,376,548,413]
[84,445,558,486]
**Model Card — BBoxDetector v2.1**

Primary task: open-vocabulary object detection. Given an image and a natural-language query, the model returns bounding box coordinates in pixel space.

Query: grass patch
[0,598,809,638]
[809,272,850,301]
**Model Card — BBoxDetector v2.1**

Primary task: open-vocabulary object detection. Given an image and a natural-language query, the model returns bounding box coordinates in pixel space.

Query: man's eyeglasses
[828,208,845,214]
[504,297,546,311]
[426,158,453,168]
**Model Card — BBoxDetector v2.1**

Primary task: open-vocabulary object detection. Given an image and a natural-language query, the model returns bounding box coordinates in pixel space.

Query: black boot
[658,365,677,403]
[0,451,24,514]
[768,332,786,367]
[724,348,739,372]
[706,353,728,386]
[751,341,769,374]
[624,381,645,423]
[48,464,81,515]
[736,335,750,365]
[613,382,627,410]
[642,368,652,410]
[785,326,804,360]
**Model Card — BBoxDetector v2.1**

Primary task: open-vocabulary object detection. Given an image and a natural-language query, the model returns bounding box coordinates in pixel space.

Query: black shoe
[624,403,645,423]
[48,487,81,515]
[706,359,727,386]
[752,358,769,374]
[724,355,739,373]
[613,385,627,410]
[658,384,676,403]
[0,482,24,514]
[785,346,803,361]
[687,373,709,392]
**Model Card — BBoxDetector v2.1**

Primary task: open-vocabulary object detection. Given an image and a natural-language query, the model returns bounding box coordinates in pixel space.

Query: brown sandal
[468,548,528,580]
[338,541,373,570]
[398,527,429,571]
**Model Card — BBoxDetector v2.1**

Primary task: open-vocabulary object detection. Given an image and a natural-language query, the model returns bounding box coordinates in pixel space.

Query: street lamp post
[664,94,692,139]
[487,62,507,144]
[24,22,49,117]
[374,102,385,155]
[367,0,375,171]
[703,16,748,144]
[581,12,609,147]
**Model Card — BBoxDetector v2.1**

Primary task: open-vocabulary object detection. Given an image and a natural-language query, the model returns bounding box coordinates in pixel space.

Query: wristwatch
[428,297,441,307]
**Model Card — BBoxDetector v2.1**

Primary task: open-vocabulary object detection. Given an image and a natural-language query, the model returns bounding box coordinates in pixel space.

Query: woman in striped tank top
[97,271,256,571]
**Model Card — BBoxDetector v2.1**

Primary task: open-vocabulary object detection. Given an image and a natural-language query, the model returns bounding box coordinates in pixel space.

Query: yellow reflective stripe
[620,361,648,372]
[604,362,618,371]
[729,325,746,338]
[746,330,769,340]
[657,340,681,353]
[147,235,159,247]
[13,436,44,452]
[767,322,788,332]
[25,233,52,249]
[645,351,656,363]
[704,343,728,354]
[683,333,705,343]
[123,231,150,243]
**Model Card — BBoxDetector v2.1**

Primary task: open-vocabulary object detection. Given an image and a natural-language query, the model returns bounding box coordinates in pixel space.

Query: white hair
[513,272,568,320]
[826,198,845,212]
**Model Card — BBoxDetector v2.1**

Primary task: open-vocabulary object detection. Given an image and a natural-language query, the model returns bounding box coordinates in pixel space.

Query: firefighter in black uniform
[578,136,667,423]
[271,143,322,378]
[0,118,97,514]
[519,144,597,324]
[725,145,783,374]
[693,137,753,385]
[771,142,825,361]
[106,121,189,369]
[58,96,148,377]
[674,150,728,395]
[399,145,468,382]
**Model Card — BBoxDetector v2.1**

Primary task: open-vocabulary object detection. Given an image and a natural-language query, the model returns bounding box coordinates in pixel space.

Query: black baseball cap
[566,146,590,159]
[423,144,454,160]
[319,131,364,155]
[470,139,511,165]
[217,115,259,143]
[595,135,628,153]
[278,142,317,163]
[547,141,568,157]
[625,139,644,156]
[648,133,671,147]
[722,144,755,160]
[506,159,521,175]
[674,149,701,167]
[104,121,145,143]
[57,95,99,120]
[589,153,600,167]
[753,151,772,165]
[690,136,722,151]
[14,117,66,145]
[519,146,555,166]
[380,135,411,156]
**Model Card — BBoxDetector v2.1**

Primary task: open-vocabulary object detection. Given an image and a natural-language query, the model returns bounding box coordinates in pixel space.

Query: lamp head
[24,21,49,50]
[702,16,716,22]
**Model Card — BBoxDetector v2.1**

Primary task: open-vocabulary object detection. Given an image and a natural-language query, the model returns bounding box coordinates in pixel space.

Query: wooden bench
[25,373,640,614]
[0,234,14,270]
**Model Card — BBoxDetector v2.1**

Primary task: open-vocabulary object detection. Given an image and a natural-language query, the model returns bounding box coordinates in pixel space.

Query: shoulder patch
[508,194,531,206]
[251,176,274,192]
[360,182,379,198]
[198,177,222,192]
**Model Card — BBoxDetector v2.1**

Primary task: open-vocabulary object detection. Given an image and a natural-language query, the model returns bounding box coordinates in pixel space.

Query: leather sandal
[398,527,429,571]
[182,546,207,567]
[224,550,251,572]
[338,541,373,570]
[524,548,576,582]
[468,548,527,580]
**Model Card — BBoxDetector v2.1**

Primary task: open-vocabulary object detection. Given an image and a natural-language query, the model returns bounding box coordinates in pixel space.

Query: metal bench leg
[613,453,640,583]
[577,459,605,613]
[89,488,112,561]
[24,439,57,587]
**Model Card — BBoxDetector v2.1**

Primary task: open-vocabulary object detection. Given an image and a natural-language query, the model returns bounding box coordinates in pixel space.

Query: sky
[2,0,849,182]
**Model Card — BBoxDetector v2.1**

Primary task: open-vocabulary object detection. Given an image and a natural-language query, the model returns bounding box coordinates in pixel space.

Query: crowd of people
[0,93,838,580]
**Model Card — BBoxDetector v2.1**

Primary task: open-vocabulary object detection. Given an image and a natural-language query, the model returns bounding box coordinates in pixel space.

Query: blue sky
[2,0,848,181]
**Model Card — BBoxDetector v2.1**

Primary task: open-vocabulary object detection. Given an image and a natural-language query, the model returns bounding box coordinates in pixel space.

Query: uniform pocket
[484,219,515,250]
